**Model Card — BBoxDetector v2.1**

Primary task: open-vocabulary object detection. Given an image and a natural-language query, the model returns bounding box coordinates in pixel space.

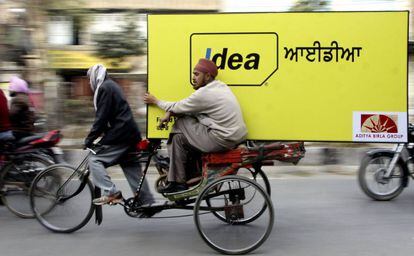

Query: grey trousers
[88,144,154,203]
[167,116,228,183]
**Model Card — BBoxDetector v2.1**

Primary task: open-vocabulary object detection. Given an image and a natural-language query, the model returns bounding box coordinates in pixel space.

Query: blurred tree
[2,23,31,66]
[21,0,89,66]
[22,0,89,129]
[92,13,144,63]
[290,0,330,11]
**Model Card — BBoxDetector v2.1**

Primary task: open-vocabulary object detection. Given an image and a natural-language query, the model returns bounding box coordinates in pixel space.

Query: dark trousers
[167,116,227,183]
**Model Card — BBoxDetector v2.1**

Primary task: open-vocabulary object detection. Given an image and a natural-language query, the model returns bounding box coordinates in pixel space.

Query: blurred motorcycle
[22,130,65,164]
[0,129,63,217]
[358,124,414,201]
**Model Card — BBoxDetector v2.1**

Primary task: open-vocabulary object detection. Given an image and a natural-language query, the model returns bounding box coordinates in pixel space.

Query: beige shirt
[156,80,247,147]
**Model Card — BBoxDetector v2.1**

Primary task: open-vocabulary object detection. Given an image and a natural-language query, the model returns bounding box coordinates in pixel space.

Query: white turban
[87,64,107,111]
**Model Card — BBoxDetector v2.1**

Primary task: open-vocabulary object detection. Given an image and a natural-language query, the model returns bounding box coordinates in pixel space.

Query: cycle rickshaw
[29,139,305,255]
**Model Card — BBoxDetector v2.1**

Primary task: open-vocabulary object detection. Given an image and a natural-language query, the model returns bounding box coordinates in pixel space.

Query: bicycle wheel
[207,167,271,225]
[194,176,274,255]
[0,155,52,218]
[358,154,405,201]
[30,164,95,233]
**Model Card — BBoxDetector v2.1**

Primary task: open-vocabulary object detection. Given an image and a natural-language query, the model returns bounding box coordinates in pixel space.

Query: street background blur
[1,0,413,168]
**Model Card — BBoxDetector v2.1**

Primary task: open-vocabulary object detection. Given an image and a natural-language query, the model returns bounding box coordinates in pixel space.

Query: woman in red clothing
[0,89,14,141]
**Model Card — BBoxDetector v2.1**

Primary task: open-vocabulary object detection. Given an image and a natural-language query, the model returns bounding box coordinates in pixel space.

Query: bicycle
[29,139,305,254]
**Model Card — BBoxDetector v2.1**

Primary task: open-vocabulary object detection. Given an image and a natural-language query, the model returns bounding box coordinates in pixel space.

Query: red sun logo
[361,114,398,133]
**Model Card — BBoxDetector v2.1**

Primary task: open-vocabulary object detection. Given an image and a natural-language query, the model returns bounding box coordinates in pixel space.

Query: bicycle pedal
[108,199,124,206]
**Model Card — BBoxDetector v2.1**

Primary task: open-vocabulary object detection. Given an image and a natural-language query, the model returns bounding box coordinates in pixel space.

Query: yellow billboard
[147,12,408,142]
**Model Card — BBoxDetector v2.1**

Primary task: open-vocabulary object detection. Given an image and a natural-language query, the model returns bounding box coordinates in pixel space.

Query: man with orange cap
[144,58,247,193]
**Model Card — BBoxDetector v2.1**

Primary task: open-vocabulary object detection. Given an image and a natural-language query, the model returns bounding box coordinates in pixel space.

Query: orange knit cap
[194,58,218,77]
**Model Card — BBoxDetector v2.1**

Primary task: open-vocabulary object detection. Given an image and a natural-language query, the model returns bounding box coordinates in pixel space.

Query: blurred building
[0,0,222,130]
[45,0,221,96]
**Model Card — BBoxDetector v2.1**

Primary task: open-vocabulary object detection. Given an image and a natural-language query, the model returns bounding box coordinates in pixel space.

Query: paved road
[1,174,414,256]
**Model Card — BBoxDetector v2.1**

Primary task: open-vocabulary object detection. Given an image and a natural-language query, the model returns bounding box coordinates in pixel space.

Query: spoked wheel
[206,168,271,225]
[194,175,274,255]
[0,155,52,218]
[154,159,168,193]
[237,167,271,195]
[358,155,405,201]
[154,174,168,193]
[29,164,95,233]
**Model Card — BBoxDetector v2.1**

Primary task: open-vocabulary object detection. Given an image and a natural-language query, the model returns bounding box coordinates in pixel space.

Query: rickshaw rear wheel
[206,167,271,225]
[194,175,274,255]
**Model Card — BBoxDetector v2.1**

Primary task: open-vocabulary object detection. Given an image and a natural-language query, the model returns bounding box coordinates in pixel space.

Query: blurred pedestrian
[85,64,155,209]
[8,76,35,140]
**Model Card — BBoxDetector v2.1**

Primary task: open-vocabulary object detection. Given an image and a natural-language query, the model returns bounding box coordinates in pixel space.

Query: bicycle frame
[57,150,95,202]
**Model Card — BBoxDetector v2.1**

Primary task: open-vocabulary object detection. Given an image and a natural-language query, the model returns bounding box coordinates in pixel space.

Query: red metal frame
[202,142,306,179]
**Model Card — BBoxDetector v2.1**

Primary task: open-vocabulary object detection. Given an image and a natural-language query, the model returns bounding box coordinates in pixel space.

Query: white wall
[86,13,147,44]
[47,16,73,45]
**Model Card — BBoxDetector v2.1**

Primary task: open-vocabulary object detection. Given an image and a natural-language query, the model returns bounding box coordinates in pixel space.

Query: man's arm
[84,86,113,147]
[144,90,207,114]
